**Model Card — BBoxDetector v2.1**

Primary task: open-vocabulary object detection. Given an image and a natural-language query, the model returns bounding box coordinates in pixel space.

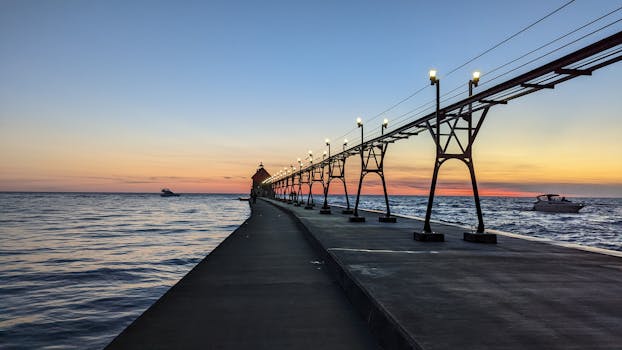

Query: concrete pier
[108,198,622,350]
[267,198,622,350]
[106,200,379,349]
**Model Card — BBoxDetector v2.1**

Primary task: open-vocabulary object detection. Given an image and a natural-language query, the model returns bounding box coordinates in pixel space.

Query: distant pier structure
[251,163,273,197]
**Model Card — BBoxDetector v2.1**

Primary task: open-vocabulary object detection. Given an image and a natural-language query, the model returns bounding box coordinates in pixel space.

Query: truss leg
[295,185,302,206]
[378,174,396,223]
[305,183,314,209]
[462,159,496,243]
[415,160,444,241]
[320,180,331,214]
[423,161,440,232]
[342,179,353,214]
[349,173,365,222]
[465,160,484,233]
[322,181,330,209]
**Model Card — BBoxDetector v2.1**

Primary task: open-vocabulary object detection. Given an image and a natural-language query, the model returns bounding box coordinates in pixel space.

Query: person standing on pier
[251,188,257,204]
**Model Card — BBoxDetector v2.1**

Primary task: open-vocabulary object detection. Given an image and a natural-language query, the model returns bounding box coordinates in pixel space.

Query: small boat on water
[160,188,180,197]
[533,194,584,213]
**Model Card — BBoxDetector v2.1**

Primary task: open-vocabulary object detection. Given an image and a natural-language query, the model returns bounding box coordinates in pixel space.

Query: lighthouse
[250,162,272,197]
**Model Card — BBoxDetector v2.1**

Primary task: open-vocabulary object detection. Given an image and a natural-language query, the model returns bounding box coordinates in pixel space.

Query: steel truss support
[285,176,293,203]
[290,171,300,204]
[305,165,324,209]
[273,182,279,200]
[423,106,490,233]
[351,142,394,222]
[296,170,309,206]
[281,180,287,201]
[277,180,283,200]
[320,155,352,214]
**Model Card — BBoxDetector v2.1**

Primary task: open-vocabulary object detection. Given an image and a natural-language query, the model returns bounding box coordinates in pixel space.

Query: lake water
[0,193,250,349]
[328,195,622,251]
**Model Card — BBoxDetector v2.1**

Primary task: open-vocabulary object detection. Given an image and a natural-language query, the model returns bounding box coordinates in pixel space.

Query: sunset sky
[1,0,621,197]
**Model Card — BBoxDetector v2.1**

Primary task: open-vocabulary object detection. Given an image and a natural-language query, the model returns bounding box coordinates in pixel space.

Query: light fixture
[325,138,330,145]
[429,69,438,85]
[356,117,363,127]
[472,71,480,87]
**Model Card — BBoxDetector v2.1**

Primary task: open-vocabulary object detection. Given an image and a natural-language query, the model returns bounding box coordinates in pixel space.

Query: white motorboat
[533,194,584,213]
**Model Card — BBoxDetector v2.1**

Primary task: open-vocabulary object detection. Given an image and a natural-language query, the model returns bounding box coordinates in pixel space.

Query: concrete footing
[304,205,314,210]
[320,208,332,214]
[349,216,366,223]
[413,232,445,242]
[341,209,354,214]
[464,232,497,244]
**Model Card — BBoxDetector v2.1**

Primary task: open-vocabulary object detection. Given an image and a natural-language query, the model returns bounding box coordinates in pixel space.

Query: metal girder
[555,68,592,75]
[521,83,555,89]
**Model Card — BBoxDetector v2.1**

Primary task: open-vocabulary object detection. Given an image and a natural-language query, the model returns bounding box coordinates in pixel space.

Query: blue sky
[1,0,621,195]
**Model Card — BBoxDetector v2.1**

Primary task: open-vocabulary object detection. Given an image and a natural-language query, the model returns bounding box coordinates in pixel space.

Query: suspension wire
[293,8,622,172]
[445,0,576,76]
[479,18,622,88]
[319,4,621,164]
[387,7,622,132]
[483,6,622,78]
[387,17,620,135]
[328,0,578,148]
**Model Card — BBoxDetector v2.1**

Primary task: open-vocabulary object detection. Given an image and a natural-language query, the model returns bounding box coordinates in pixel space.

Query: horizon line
[1,190,620,199]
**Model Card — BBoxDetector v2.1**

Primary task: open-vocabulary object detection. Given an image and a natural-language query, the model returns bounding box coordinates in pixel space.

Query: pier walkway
[106,200,379,349]
[266,198,622,350]
[108,198,622,350]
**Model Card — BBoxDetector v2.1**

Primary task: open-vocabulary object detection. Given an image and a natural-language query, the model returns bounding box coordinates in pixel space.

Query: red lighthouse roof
[251,162,271,186]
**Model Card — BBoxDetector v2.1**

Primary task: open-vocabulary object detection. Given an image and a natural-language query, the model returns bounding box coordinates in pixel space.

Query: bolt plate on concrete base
[349,216,366,223]
[320,209,332,214]
[341,209,354,214]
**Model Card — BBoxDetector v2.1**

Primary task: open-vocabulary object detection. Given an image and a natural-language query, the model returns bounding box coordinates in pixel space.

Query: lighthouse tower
[250,162,272,197]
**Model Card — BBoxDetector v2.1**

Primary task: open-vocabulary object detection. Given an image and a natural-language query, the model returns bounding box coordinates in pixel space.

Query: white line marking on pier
[328,248,439,254]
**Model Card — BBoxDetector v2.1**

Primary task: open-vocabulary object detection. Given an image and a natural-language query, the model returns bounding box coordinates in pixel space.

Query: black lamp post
[467,71,487,236]
[350,117,365,221]
[305,150,314,209]
[423,69,440,233]
[321,139,331,213]
[341,138,353,213]
[296,158,303,206]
